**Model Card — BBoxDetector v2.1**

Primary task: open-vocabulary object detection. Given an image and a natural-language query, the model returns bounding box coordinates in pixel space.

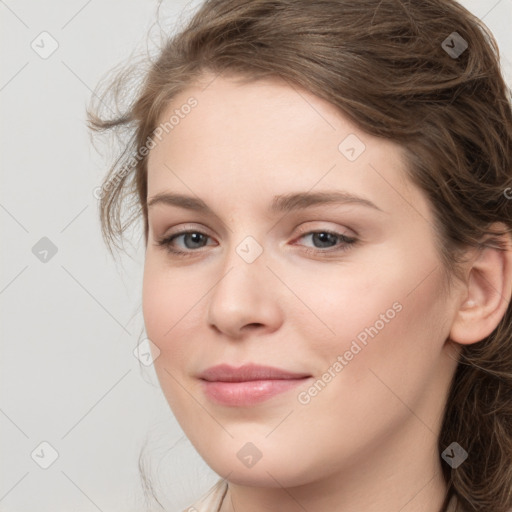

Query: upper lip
[198,364,311,382]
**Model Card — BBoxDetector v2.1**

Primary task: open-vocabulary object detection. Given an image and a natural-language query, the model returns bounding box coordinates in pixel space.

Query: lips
[198,363,312,406]
[198,363,311,382]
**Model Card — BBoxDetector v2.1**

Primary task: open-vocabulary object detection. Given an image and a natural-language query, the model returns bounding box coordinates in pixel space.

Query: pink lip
[198,364,312,406]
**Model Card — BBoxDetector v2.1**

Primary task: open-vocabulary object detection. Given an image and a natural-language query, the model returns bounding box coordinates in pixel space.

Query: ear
[449,223,512,345]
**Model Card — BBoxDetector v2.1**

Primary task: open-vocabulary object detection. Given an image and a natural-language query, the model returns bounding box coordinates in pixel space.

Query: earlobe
[449,225,512,346]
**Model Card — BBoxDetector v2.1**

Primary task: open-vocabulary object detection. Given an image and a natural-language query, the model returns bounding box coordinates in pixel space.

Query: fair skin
[142,73,512,512]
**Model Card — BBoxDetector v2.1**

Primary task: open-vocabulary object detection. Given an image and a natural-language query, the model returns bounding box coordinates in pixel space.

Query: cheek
[142,257,185,352]
[286,261,449,450]
[277,259,401,358]
[142,256,209,365]
[141,258,197,413]
[292,242,448,378]
[321,255,450,405]
[141,260,166,345]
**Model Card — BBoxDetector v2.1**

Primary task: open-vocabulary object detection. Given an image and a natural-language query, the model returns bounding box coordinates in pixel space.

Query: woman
[88,1,512,511]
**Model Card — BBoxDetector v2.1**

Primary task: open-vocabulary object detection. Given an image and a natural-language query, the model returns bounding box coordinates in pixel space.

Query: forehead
[146,75,418,217]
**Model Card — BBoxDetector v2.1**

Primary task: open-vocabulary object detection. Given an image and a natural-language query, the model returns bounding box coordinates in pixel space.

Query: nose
[206,246,284,340]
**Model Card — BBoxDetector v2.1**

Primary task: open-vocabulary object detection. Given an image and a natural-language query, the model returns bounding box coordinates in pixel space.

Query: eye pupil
[312,232,337,248]
[185,232,206,249]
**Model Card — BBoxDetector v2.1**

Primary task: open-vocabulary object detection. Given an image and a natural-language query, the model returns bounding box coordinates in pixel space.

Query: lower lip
[201,378,310,406]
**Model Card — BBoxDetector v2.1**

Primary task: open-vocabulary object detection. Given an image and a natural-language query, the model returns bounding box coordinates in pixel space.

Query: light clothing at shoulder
[182,479,461,512]
[182,479,228,512]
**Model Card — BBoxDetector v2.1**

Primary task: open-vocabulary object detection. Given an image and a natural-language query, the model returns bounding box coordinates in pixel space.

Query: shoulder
[181,478,229,512]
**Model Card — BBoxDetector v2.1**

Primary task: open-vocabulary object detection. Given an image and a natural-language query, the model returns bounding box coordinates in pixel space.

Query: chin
[203,448,317,489]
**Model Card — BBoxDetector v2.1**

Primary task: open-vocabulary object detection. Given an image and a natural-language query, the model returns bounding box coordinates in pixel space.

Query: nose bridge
[214,233,268,303]
[206,232,283,336]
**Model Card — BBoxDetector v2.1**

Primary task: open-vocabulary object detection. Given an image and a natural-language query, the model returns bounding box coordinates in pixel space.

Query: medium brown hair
[88,1,512,510]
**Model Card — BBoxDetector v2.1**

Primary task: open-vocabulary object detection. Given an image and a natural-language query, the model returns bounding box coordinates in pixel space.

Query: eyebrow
[147,190,384,214]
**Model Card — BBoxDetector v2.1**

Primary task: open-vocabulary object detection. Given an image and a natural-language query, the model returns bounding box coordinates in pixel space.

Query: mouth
[198,363,311,382]
[198,363,312,406]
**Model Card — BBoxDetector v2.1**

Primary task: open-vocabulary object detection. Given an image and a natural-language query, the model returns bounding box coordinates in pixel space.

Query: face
[142,73,461,488]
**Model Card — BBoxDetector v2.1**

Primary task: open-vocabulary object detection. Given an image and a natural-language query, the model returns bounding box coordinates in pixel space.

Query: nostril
[246,323,263,329]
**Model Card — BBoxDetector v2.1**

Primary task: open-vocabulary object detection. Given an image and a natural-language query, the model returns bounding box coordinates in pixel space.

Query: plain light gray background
[1,1,511,511]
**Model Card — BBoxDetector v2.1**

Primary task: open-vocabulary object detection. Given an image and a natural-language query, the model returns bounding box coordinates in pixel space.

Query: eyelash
[155,228,358,258]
